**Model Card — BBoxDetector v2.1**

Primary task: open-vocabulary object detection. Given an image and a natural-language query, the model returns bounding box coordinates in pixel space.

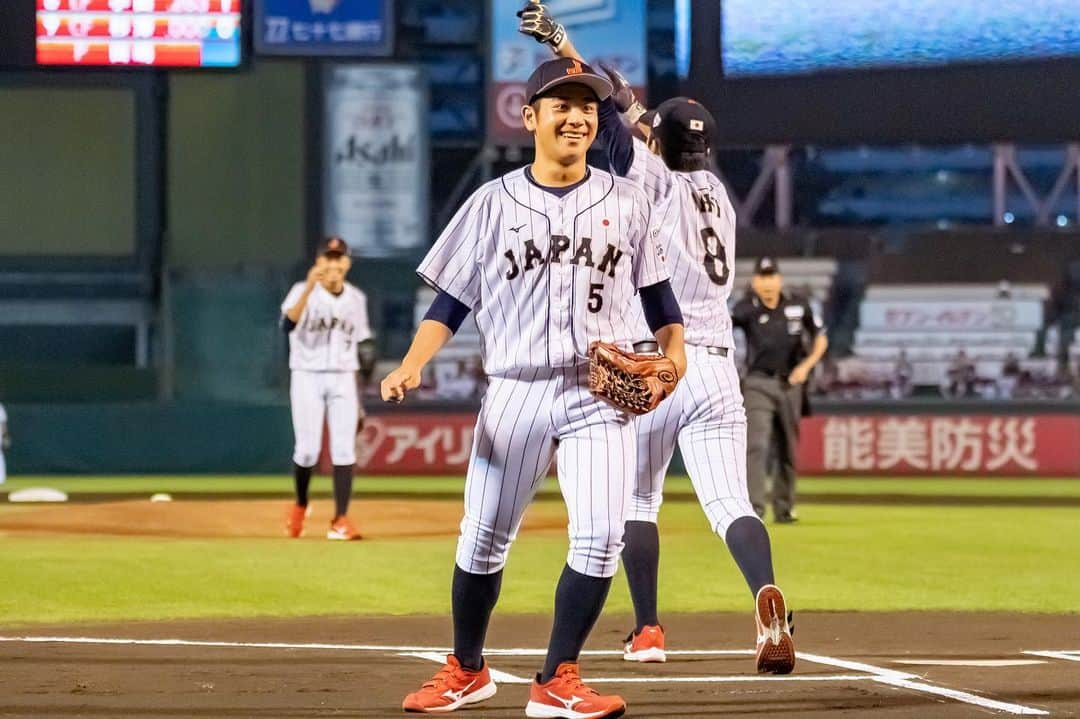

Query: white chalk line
[0,636,1051,715]
[1024,650,1080,663]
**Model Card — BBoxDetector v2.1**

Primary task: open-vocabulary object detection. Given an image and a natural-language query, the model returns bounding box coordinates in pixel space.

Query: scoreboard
[36,0,243,68]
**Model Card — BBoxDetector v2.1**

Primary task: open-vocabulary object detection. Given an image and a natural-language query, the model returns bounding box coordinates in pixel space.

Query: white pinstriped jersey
[417,166,669,375]
[625,137,737,349]
[281,282,372,371]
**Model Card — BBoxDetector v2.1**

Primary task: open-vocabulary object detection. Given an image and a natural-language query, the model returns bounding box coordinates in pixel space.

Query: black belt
[633,341,728,357]
[750,368,785,379]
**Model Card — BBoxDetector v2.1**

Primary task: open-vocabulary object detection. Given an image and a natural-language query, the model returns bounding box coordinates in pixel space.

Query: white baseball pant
[455,365,637,579]
[290,370,359,467]
[628,344,758,536]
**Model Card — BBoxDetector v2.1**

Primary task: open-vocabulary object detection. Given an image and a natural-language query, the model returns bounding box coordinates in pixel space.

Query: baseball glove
[588,341,679,415]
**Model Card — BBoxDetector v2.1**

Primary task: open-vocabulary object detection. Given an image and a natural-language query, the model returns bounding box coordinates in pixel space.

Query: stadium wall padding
[5,402,293,474]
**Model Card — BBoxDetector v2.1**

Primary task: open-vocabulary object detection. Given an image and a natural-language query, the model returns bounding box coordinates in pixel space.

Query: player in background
[0,400,9,485]
[383,57,686,717]
[281,236,374,541]
[519,2,795,673]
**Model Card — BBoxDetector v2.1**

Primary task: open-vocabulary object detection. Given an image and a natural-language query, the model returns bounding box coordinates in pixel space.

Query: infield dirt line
[1024,650,1080,663]
[0,635,1052,715]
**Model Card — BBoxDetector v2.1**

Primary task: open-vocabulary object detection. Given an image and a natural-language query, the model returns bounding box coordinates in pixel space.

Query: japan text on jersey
[281,283,373,372]
[417,167,669,375]
[624,138,738,349]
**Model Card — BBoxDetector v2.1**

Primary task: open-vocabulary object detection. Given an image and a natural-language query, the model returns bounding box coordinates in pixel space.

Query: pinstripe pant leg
[679,355,757,538]
[290,370,326,468]
[627,379,683,523]
[555,367,637,579]
[456,370,558,575]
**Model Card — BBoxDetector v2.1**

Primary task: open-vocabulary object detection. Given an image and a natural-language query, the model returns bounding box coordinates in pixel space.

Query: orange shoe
[525,662,625,719]
[622,625,666,663]
[755,584,795,674]
[327,515,361,540]
[402,654,497,713]
[285,503,310,538]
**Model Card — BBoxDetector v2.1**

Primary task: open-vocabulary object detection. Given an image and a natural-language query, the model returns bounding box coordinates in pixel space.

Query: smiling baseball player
[520,2,795,674]
[281,236,373,541]
[383,57,686,718]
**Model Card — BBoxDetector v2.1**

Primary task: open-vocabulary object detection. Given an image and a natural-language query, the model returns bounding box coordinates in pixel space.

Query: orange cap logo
[566,60,583,76]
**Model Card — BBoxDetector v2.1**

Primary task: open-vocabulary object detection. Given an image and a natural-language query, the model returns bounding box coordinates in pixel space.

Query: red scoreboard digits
[36,0,243,68]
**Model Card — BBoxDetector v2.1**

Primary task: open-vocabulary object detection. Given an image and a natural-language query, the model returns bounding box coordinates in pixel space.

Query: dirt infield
[0,498,570,539]
[1,612,1077,717]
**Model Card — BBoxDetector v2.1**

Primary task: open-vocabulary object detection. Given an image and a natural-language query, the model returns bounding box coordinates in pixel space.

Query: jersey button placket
[553,220,572,366]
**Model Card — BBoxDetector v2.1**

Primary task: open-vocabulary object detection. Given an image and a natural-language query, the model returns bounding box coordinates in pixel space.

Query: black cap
[638,108,658,130]
[754,256,780,275]
[524,57,613,105]
[650,96,716,155]
[318,236,349,257]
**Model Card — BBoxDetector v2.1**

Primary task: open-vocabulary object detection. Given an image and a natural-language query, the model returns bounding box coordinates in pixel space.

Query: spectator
[945,350,976,398]
[891,349,914,398]
[998,351,1021,398]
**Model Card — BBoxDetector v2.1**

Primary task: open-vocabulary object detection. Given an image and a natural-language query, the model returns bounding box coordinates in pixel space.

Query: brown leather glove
[588,341,679,415]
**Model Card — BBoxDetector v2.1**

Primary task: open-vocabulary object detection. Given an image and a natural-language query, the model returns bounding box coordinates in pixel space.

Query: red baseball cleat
[525,662,625,719]
[285,503,310,538]
[402,654,497,713]
[327,515,361,541]
[622,624,666,663]
[755,584,796,674]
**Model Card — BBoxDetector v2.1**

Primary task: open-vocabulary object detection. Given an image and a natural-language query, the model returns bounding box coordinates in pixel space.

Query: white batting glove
[517,2,567,52]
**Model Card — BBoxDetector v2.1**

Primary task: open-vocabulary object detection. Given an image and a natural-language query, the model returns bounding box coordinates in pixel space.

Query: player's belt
[633,341,729,357]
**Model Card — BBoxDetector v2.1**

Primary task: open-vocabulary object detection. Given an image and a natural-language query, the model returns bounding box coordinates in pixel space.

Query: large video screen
[36,0,243,68]
[722,0,1080,77]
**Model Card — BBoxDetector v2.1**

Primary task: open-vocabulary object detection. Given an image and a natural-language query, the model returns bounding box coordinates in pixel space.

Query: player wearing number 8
[519,2,795,674]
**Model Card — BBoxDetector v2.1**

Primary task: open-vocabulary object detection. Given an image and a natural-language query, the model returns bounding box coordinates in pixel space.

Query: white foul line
[0,636,1051,715]
[1024,650,1080,663]
[0,636,454,652]
[400,652,531,684]
[875,677,1049,716]
[801,651,1048,716]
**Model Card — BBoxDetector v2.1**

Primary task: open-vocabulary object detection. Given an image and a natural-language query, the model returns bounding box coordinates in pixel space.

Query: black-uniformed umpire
[732,257,828,523]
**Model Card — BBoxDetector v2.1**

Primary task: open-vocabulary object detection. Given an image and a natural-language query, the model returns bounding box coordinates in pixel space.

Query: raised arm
[518,3,641,176]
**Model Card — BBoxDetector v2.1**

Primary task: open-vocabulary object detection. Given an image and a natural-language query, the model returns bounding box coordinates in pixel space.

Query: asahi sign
[322,64,429,258]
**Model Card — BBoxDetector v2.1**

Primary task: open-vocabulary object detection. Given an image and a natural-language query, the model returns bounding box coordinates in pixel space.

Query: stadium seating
[839,282,1061,394]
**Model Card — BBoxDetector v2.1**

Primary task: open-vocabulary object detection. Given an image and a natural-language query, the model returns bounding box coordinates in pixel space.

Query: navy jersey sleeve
[596,99,635,177]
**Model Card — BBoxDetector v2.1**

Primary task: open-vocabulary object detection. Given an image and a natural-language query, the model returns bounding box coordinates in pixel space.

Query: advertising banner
[255,0,392,56]
[322,64,429,259]
[488,0,646,144]
[799,414,1080,476]
[859,300,1043,332]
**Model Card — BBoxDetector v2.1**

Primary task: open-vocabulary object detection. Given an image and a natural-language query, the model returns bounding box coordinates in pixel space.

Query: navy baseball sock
[725,515,775,596]
[293,463,313,507]
[332,465,353,517]
[540,565,612,684]
[622,520,660,632]
[452,566,503,671]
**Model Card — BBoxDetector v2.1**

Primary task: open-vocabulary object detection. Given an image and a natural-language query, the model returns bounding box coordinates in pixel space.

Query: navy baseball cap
[754,257,780,275]
[318,236,349,257]
[524,57,613,105]
[651,97,716,155]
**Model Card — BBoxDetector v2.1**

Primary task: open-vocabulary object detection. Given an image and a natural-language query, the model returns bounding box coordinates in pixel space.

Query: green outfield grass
[4,474,1080,498]
[1,475,1078,625]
